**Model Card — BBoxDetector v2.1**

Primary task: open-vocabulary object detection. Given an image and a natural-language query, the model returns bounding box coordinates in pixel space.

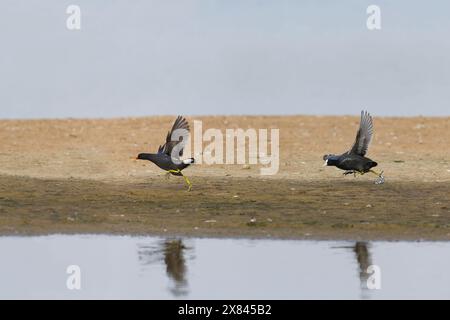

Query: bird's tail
[369,161,378,168]
[182,158,195,164]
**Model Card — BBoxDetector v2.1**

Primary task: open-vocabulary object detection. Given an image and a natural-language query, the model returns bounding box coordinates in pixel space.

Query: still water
[0,235,449,299]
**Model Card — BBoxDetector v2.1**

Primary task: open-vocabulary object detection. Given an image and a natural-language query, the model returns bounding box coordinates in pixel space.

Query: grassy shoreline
[1,174,449,240]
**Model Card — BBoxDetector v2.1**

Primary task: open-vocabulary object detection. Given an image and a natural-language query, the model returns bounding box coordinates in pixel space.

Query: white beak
[323,159,328,167]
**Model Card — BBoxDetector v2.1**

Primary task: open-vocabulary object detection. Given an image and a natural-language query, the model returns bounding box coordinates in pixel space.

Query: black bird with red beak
[323,111,384,184]
[136,116,195,191]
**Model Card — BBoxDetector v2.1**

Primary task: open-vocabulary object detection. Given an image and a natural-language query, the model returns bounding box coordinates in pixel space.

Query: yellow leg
[167,170,192,191]
[369,170,383,177]
[181,173,192,191]
[370,170,385,184]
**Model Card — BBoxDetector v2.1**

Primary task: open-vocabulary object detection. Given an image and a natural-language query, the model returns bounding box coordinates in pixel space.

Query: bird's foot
[374,171,385,185]
[368,170,385,184]
[180,173,192,192]
[185,180,192,192]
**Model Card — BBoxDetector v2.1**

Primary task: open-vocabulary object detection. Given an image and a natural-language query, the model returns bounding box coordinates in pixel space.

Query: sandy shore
[0,115,449,239]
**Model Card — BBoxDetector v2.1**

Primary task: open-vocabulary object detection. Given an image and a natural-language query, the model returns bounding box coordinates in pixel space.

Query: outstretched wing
[158,116,190,158]
[348,111,374,156]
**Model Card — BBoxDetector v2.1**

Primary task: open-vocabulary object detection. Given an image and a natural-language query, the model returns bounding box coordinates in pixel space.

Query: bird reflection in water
[332,241,373,299]
[137,239,191,296]
[353,242,372,298]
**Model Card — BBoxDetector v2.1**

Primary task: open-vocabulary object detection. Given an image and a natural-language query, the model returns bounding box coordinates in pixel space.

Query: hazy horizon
[1,112,448,121]
[1,1,449,119]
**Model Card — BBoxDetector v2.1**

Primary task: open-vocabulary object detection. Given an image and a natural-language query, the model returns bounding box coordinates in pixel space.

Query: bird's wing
[158,116,190,158]
[348,111,374,157]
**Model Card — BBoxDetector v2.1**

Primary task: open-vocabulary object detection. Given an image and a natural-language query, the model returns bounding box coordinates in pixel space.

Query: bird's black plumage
[136,153,193,174]
[158,115,190,158]
[323,111,383,181]
[136,116,194,190]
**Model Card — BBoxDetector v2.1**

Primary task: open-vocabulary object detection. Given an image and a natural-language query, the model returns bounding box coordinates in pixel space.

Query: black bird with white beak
[136,116,195,191]
[323,111,384,184]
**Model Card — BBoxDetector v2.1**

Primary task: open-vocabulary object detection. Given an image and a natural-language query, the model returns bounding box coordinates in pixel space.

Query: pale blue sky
[1,0,449,118]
